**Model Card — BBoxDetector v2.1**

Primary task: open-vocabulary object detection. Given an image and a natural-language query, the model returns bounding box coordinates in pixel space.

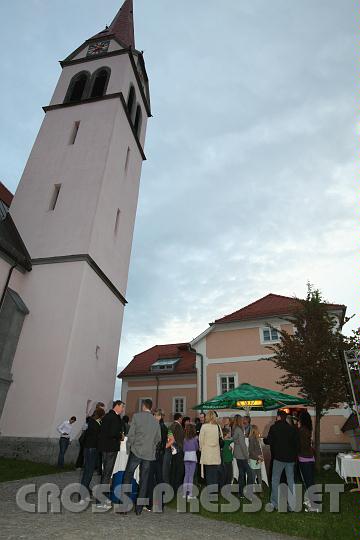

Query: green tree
[268,284,349,469]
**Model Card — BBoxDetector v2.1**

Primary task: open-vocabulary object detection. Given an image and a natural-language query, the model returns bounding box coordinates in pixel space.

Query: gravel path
[0,471,302,540]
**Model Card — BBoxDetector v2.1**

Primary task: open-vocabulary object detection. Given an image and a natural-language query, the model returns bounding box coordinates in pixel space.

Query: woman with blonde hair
[199,410,223,493]
[233,414,253,497]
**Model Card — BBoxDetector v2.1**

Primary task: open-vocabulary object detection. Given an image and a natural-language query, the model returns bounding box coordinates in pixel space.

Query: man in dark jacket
[264,409,299,510]
[97,400,125,507]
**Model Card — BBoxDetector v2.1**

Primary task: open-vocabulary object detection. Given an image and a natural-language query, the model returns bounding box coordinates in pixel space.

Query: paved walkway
[0,472,301,540]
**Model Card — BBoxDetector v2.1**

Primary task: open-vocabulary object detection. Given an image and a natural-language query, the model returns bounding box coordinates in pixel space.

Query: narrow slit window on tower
[49,184,61,211]
[69,121,80,145]
[134,105,142,138]
[114,208,121,234]
[127,85,135,119]
[124,147,131,172]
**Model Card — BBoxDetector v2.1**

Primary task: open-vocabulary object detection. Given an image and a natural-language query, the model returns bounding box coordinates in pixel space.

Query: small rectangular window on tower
[69,121,80,145]
[114,208,121,234]
[49,184,61,211]
[124,147,131,172]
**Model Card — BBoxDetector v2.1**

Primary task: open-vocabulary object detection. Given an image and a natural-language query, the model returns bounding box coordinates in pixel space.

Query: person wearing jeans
[271,459,295,509]
[264,409,299,511]
[57,416,77,468]
[122,399,161,515]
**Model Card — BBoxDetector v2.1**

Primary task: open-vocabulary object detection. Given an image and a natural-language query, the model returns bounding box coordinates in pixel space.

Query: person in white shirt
[57,416,77,468]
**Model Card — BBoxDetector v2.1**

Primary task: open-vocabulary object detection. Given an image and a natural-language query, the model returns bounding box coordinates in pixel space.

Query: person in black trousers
[96,400,125,508]
[76,401,105,470]
[147,408,168,509]
[79,407,105,503]
[170,413,185,494]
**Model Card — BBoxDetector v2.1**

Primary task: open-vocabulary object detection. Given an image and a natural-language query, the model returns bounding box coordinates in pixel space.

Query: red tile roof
[214,293,346,324]
[0,182,13,207]
[118,342,196,378]
[90,0,135,48]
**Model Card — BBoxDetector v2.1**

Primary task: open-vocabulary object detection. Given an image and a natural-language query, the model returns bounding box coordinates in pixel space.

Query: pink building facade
[120,294,351,450]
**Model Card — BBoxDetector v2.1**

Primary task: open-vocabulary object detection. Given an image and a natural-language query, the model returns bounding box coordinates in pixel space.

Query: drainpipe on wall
[0,263,16,312]
[188,345,204,411]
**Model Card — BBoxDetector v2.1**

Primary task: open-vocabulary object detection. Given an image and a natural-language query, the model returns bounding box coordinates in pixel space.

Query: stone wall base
[0,436,79,465]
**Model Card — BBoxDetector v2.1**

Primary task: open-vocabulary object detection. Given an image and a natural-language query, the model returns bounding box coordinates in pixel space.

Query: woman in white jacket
[199,410,223,492]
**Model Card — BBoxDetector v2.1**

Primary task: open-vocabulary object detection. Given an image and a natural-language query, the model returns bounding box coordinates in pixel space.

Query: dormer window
[151,357,180,372]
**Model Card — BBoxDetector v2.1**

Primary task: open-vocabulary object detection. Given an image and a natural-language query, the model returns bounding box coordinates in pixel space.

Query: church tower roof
[90,0,135,49]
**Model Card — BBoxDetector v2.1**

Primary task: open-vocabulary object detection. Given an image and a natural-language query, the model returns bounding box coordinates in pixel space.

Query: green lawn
[0,458,75,482]
[171,459,358,540]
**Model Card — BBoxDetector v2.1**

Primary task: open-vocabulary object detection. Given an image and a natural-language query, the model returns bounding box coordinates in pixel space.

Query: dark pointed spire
[90,0,135,48]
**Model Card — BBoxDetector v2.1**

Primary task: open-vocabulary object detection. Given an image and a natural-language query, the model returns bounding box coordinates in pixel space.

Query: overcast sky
[1,0,358,397]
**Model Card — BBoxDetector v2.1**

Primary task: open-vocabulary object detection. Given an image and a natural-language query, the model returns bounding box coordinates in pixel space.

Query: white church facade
[0,0,148,463]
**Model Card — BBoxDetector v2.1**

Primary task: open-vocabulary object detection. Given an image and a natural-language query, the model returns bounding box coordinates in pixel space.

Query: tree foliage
[268,284,348,415]
[268,284,350,467]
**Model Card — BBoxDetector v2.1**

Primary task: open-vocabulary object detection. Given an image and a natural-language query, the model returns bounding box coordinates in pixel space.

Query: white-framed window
[172,396,186,414]
[138,397,152,412]
[217,374,238,395]
[260,326,280,344]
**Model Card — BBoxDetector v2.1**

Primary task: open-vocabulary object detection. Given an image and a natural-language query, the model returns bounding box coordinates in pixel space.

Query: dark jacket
[298,426,314,458]
[264,419,299,462]
[171,421,184,450]
[155,420,168,460]
[84,417,101,449]
[97,410,123,452]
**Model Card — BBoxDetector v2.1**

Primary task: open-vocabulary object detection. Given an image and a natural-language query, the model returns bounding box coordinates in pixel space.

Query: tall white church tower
[0,0,150,461]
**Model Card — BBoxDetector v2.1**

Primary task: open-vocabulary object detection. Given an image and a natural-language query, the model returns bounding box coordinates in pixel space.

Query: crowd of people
[57,400,317,513]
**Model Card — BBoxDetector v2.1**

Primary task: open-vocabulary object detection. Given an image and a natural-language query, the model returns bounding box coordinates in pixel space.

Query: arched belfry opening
[90,67,111,98]
[64,71,90,103]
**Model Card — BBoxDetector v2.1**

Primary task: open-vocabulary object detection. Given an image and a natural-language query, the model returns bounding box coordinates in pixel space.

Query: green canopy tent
[193,383,310,412]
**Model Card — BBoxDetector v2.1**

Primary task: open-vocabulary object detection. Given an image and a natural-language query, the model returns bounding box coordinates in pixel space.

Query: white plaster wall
[10,99,120,261]
[51,263,124,438]
[0,260,124,438]
[0,262,84,437]
[89,101,145,294]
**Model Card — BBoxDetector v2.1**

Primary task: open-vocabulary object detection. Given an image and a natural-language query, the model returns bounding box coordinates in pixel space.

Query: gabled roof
[213,293,346,325]
[0,182,13,207]
[89,0,135,48]
[118,343,196,378]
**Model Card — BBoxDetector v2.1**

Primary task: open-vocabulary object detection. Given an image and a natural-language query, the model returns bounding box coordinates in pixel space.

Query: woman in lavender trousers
[183,423,199,499]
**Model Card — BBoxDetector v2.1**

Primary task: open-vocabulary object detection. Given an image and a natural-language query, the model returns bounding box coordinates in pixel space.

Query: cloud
[0,1,357,390]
